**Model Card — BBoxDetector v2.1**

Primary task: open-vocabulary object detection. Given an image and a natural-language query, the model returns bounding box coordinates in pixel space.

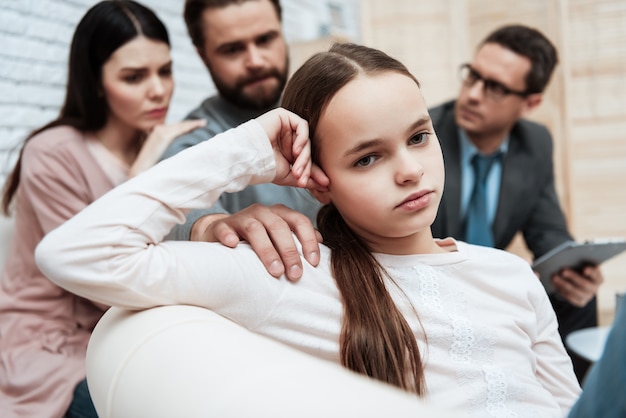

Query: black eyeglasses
[459,64,528,101]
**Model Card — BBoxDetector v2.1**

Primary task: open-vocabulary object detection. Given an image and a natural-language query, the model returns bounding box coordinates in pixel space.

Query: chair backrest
[0,216,15,271]
[87,305,456,418]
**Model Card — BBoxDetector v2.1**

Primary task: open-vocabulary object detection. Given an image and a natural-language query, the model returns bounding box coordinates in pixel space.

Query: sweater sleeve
[35,121,288,321]
[530,278,582,414]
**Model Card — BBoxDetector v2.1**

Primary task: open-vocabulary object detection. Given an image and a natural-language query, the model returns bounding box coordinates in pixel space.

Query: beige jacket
[0,126,113,418]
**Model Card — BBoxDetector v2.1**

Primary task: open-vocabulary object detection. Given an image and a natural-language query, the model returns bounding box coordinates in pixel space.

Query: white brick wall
[0,0,360,185]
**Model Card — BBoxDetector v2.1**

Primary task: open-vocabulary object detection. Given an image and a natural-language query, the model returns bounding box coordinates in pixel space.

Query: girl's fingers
[310,164,330,187]
[285,111,313,187]
[257,107,318,189]
[290,111,310,154]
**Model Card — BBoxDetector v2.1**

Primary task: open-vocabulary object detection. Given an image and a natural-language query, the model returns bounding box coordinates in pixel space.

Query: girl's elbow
[35,231,78,286]
[35,234,59,277]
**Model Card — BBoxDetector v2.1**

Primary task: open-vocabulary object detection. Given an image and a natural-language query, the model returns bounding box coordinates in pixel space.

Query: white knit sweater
[37,120,580,417]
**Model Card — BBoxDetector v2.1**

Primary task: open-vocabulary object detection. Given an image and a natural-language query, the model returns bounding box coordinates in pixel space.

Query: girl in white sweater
[36,43,580,417]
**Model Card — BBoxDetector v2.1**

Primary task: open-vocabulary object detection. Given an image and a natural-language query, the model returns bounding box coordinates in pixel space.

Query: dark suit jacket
[430,100,573,259]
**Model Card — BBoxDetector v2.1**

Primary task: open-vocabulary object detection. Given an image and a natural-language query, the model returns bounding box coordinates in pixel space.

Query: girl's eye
[354,155,377,167]
[409,132,429,145]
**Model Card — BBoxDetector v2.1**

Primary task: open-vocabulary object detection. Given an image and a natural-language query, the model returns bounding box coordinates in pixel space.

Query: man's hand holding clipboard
[532,238,626,307]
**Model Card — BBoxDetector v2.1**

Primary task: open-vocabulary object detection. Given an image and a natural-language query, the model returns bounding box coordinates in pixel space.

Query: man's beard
[211,60,289,111]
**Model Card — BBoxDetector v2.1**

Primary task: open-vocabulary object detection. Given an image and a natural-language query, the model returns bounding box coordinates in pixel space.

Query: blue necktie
[465,153,501,247]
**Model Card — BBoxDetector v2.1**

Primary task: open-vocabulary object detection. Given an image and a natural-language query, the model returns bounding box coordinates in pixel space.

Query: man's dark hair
[184,0,282,49]
[482,24,558,94]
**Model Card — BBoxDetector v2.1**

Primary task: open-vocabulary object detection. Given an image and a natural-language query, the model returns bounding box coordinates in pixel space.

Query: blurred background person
[0,1,203,416]
[162,0,322,282]
[429,24,602,382]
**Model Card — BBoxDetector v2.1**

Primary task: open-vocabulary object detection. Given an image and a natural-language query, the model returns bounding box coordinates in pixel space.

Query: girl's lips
[396,191,433,211]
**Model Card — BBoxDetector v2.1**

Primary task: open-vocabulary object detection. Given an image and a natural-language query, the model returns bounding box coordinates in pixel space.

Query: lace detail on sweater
[417,265,442,312]
[384,264,524,417]
[484,365,518,418]
[450,315,475,362]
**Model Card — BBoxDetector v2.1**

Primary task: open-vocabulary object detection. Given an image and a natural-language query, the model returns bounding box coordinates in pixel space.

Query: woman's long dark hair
[2,0,170,215]
[281,43,426,396]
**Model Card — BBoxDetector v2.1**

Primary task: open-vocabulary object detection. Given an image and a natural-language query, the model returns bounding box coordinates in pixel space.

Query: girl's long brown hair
[281,43,426,395]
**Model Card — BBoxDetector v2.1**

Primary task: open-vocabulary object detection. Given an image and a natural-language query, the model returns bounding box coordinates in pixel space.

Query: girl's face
[312,72,445,254]
[101,36,173,133]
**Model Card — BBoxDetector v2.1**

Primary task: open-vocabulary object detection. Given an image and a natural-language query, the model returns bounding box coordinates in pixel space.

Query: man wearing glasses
[430,24,603,382]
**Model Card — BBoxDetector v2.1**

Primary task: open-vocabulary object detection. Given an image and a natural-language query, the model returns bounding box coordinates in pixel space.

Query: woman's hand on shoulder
[129,119,206,177]
[256,108,329,191]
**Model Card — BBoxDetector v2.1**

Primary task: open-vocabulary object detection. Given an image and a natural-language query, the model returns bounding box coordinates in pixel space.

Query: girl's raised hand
[256,108,329,191]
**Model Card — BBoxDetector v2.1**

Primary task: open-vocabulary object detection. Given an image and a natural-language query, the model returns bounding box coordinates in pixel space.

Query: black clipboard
[532,238,626,293]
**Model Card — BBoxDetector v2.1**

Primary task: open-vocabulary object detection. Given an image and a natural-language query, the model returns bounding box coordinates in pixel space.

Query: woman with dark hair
[0,1,203,416]
[37,43,580,416]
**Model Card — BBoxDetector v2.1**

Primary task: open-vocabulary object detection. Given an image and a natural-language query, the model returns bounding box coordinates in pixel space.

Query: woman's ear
[310,187,331,204]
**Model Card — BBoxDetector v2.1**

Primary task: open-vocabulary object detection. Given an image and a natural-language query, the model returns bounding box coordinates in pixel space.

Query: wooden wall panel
[566,0,626,323]
[361,0,461,106]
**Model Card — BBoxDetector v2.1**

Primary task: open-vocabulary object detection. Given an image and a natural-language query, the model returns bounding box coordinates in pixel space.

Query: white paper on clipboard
[532,238,626,293]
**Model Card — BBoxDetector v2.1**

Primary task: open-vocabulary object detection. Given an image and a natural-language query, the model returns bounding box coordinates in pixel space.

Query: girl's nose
[395,150,423,184]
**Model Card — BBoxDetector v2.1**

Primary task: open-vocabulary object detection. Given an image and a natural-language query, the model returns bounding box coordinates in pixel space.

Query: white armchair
[87,305,455,418]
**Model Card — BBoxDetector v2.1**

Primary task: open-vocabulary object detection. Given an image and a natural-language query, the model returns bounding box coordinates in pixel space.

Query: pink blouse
[0,126,123,417]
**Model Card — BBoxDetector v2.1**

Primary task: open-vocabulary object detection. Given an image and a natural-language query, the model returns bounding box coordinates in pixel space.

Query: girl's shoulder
[457,241,533,270]
[456,242,542,291]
